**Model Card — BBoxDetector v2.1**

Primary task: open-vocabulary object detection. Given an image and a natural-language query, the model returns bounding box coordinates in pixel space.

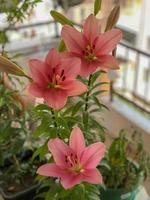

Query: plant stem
[1,43,5,55]
[51,109,61,138]
[84,74,93,111]
[51,109,57,128]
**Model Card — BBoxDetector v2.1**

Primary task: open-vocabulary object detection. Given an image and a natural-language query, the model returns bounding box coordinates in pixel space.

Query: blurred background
[0,0,150,195]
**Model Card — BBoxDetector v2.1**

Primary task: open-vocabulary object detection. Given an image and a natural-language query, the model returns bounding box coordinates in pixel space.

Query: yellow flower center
[65,153,84,174]
[83,45,97,62]
[47,69,65,89]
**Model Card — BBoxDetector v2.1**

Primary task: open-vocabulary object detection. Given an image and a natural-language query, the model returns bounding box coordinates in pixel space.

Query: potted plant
[99,130,150,200]
[0,0,123,199]
[0,74,39,200]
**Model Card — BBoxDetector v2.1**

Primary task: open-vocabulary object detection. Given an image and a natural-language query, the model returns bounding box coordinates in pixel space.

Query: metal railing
[112,42,150,115]
[1,20,150,115]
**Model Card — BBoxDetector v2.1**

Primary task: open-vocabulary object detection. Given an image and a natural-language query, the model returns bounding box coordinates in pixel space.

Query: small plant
[99,130,150,190]
[0,74,38,195]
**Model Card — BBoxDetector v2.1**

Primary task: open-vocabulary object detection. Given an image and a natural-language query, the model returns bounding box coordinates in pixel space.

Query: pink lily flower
[37,127,106,189]
[61,14,122,77]
[28,48,87,110]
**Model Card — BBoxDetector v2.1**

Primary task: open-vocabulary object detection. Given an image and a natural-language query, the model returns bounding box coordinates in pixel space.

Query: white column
[137,0,150,51]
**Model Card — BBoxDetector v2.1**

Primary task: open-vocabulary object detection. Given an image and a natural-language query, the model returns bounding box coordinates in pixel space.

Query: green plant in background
[0,73,39,194]
[99,130,150,190]
[0,0,42,54]
[0,0,42,22]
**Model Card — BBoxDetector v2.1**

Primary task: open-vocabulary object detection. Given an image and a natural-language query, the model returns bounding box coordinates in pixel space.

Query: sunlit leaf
[94,0,102,16]
[50,10,74,26]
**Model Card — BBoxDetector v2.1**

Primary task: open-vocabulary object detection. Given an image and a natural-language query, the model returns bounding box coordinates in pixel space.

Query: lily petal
[37,163,63,177]
[79,59,97,77]
[48,138,72,167]
[44,89,68,110]
[29,59,48,84]
[61,80,87,96]
[95,29,122,55]
[61,25,86,54]
[82,169,103,184]
[81,142,106,169]
[45,48,61,68]
[60,57,81,78]
[61,173,81,189]
[83,14,100,43]
[98,55,119,69]
[69,127,85,156]
[28,82,44,98]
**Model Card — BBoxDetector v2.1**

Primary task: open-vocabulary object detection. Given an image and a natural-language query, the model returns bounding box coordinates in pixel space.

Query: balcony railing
[1,20,150,115]
[112,42,150,115]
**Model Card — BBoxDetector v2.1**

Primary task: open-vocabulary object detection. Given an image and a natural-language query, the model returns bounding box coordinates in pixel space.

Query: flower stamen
[83,45,97,61]
[47,69,66,89]
[65,153,84,174]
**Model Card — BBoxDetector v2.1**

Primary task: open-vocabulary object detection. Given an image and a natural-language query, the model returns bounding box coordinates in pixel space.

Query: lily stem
[84,74,93,111]
[51,109,57,128]
[51,109,62,138]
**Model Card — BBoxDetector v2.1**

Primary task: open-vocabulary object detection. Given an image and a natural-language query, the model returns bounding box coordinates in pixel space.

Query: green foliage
[0,31,8,44]
[0,76,35,166]
[0,0,42,23]
[99,130,150,190]
[58,40,66,52]
[35,180,100,200]
[50,10,74,26]
[94,0,102,16]
[0,74,40,192]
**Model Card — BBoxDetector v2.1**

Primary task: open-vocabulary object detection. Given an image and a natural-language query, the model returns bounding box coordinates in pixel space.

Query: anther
[62,76,66,81]
[61,69,64,77]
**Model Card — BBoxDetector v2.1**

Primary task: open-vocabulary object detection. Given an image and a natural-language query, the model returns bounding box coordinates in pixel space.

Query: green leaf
[11,139,24,154]
[90,116,106,133]
[34,104,51,112]
[90,71,101,85]
[0,31,8,44]
[50,10,74,26]
[32,143,48,160]
[33,119,50,137]
[92,90,107,97]
[83,111,89,131]
[58,39,66,52]
[92,96,102,108]
[72,101,84,116]
[94,0,102,16]
[90,82,108,92]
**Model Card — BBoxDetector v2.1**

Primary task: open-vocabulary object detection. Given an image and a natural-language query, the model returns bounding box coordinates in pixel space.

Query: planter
[0,184,39,200]
[100,186,140,200]
[0,150,40,200]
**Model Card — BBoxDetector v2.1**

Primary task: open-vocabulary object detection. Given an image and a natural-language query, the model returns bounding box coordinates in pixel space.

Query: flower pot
[0,150,40,200]
[100,186,140,200]
[0,184,39,200]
